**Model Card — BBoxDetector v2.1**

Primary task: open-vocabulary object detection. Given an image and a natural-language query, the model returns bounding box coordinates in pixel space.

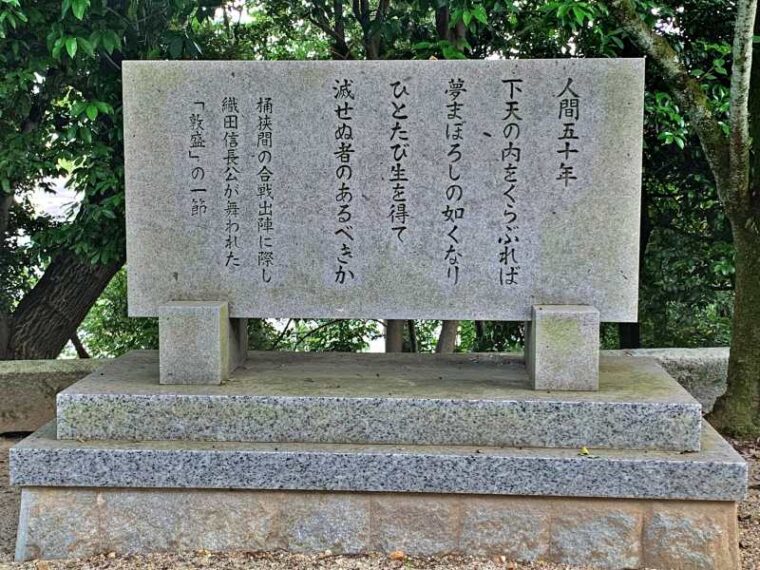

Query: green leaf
[85,103,98,120]
[572,6,586,26]
[72,0,89,20]
[65,36,77,58]
[472,5,488,24]
[102,31,115,54]
[70,101,87,116]
[462,10,472,26]
[52,38,63,59]
[79,125,92,143]
[95,101,112,114]
[78,37,94,56]
[442,44,466,59]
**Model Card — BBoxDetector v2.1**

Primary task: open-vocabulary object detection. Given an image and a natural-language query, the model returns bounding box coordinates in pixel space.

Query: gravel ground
[0,436,758,570]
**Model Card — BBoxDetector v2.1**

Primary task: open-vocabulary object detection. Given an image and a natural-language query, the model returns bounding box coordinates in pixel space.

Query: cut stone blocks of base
[527,305,600,391]
[158,301,243,385]
[56,350,703,451]
[12,422,745,500]
[14,488,739,569]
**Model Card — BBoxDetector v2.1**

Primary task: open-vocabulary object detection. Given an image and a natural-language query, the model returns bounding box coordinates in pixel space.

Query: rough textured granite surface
[14,488,739,568]
[124,59,643,322]
[0,348,730,435]
[12,421,745,501]
[56,351,702,451]
[158,301,231,385]
[527,305,600,391]
[612,347,729,413]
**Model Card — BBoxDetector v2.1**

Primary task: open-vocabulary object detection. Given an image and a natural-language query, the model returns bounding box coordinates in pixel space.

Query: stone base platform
[15,487,739,568]
[56,350,703,451]
[11,422,746,567]
[10,423,746,500]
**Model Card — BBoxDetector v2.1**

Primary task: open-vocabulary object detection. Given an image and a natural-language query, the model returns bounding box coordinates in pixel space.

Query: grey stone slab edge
[11,421,746,501]
[56,393,703,452]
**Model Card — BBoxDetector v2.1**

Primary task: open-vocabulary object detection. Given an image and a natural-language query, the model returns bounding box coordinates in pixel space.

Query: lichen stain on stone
[540,318,582,359]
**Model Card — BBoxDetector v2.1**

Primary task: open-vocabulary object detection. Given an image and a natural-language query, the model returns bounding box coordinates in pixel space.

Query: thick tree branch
[351,0,364,27]
[728,0,757,213]
[352,0,388,59]
[607,0,731,203]
[307,2,351,60]
[70,333,91,359]
[5,250,123,359]
[376,0,390,24]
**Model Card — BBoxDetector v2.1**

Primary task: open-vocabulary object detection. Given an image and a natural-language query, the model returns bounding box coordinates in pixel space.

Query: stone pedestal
[526,305,600,391]
[158,302,246,385]
[11,351,746,568]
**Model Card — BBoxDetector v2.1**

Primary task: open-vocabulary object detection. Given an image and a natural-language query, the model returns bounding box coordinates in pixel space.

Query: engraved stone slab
[124,59,644,321]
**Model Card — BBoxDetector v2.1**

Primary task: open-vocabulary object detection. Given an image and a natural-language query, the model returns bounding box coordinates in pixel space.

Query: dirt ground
[0,436,758,570]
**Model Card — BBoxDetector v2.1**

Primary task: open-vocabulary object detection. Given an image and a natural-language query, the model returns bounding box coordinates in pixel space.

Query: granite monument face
[124,59,644,322]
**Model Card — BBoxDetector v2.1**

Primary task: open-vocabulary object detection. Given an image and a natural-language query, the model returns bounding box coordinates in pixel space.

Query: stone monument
[11,60,746,569]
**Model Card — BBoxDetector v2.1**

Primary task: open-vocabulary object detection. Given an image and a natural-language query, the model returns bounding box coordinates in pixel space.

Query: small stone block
[528,305,600,391]
[159,301,231,385]
[370,496,459,555]
[550,504,641,568]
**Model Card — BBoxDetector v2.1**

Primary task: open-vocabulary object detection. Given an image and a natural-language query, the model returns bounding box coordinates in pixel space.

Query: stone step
[11,421,745,502]
[56,350,704,451]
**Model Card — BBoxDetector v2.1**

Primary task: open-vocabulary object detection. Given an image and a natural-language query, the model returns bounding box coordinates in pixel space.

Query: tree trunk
[708,224,760,435]
[709,2,760,435]
[1,250,122,359]
[406,320,418,353]
[385,319,404,353]
[436,320,458,353]
[331,0,351,60]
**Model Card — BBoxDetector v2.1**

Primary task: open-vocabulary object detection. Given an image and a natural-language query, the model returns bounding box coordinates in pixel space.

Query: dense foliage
[0,0,745,358]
